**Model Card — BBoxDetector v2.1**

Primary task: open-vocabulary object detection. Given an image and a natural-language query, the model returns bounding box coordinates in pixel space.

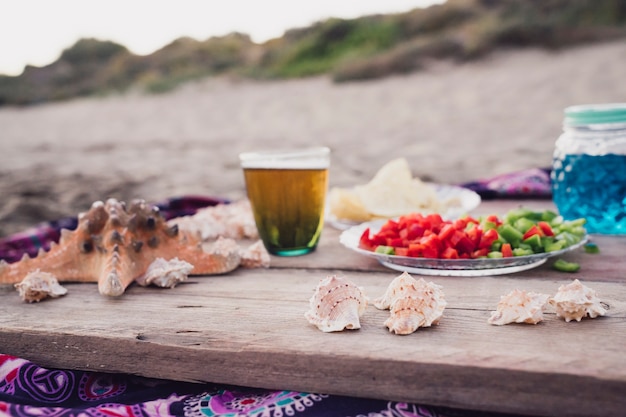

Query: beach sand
[1,40,625,236]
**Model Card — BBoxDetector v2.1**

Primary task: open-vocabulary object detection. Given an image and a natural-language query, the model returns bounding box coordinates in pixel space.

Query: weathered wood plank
[1,200,625,417]
[1,266,625,417]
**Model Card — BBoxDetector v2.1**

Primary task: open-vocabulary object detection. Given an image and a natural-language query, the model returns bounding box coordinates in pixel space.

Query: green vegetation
[260,17,402,78]
[2,0,626,106]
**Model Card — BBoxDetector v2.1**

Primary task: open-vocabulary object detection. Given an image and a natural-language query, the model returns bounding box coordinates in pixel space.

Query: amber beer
[240,148,330,256]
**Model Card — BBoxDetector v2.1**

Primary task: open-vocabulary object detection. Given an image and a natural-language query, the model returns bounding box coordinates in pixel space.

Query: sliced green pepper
[504,207,540,223]
[375,245,395,255]
[553,258,580,273]
[482,221,498,230]
[584,242,600,254]
[513,247,534,256]
[490,241,502,252]
[498,224,523,245]
[544,240,565,252]
[523,234,543,251]
[540,210,559,222]
[514,217,536,234]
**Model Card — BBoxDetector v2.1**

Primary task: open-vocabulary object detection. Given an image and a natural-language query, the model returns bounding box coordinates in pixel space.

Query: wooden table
[1,200,625,417]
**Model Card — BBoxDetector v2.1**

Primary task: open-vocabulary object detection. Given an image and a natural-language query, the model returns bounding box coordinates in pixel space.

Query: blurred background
[1,0,626,236]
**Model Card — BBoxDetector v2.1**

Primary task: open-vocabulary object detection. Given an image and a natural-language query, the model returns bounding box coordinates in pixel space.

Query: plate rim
[379,258,547,276]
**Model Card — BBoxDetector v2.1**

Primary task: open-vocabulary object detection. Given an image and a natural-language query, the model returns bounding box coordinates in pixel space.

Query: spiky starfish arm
[0,198,242,297]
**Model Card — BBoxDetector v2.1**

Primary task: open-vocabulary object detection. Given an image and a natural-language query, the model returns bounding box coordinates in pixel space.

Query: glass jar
[551,103,626,234]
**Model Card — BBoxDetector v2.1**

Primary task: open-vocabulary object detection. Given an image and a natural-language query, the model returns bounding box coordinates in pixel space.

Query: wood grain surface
[1,200,625,417]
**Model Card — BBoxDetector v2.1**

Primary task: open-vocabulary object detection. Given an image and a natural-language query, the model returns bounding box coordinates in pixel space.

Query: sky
[0,0,443,76]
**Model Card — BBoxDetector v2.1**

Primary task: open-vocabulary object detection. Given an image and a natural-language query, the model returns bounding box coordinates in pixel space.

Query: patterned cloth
[460,168,552,200]
[0,354,512,417]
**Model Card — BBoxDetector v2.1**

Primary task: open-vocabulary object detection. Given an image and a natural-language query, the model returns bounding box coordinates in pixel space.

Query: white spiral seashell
[488,289,550,325]
[14,269,68,303]
[551,279,607,322]
[305,275,368,332]
[135,257,193,288]
[375,272,446,335]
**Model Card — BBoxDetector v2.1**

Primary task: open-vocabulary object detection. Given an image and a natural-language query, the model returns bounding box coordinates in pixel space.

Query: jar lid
[565,103,626,126]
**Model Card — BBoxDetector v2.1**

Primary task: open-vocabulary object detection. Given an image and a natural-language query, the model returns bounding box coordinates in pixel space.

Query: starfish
[0,198,241,300]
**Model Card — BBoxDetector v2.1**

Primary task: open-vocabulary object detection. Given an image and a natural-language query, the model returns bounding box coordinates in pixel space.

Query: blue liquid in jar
[552,153,626,234]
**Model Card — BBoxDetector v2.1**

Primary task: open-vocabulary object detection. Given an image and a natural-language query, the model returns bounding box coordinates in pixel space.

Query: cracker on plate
[328,158,444,222]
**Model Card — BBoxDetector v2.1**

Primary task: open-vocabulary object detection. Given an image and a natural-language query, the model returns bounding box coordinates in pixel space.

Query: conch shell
[374,271,446,335]
[135,258,193,288]
[305,275,368,332]
[205,237,270,269]
[551,279,607,322]
[488,289,550,325]
[239,240,270,269]
[14,270,68,303]
[171,199,259,240]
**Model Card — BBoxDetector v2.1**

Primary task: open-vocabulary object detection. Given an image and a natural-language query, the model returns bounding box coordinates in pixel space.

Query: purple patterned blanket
[0,354,516,417]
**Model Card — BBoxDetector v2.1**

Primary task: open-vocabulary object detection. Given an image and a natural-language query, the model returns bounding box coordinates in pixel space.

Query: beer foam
[240,147,330,169]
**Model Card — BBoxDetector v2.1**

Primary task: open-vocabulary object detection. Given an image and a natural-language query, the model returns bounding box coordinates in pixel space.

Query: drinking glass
[240,147,330,256]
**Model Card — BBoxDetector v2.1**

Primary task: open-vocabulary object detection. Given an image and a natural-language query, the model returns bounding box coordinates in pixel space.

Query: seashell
[14,269,68,303]
[239,240,270,269]
[374,271,419,310]
[375,272,446,335]
[305,275,368,332]
[171,199,259,241]
[488,289,550,325]
[203,237,269,269]
[551,279,607,322]
[135,257,193,288]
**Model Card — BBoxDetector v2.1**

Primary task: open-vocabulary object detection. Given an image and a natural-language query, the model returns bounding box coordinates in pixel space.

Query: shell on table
[488,289,551,326]
[14,269,68,303]
[374,271,446,335]
[135,257,193,288]
[551,279,607,322]
[170,199,259,241]
[238,240,270,269]
[374,270,419,310]
[305,275,368,332]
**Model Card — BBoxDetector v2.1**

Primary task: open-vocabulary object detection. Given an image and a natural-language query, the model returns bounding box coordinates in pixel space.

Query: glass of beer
[240,147,330,256]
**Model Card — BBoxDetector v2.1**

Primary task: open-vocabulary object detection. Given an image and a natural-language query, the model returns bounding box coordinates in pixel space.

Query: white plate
[326,184,481,230]
[339,219,588,276]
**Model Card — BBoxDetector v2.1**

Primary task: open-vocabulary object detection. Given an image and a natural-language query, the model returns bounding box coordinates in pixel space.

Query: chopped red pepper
[395,247,409,257]
[537,221,555,237]
[466,227,482,247]
[441,247,459,259]
[501,243,513,257]
[486,214,502,226]
[387,237,404,247]
[479,229,499,249]
[438,224,456,241]
[358,228,375,251]
[522,225,543,240]
[472,248,489,258]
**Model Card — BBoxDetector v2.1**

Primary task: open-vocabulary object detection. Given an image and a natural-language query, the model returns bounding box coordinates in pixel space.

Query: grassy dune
[1,0,625,105]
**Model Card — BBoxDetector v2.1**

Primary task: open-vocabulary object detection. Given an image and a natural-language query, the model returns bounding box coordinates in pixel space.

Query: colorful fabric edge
[0,353,474,417]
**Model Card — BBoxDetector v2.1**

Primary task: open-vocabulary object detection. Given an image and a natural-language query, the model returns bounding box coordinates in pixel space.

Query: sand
[1,40,626,236]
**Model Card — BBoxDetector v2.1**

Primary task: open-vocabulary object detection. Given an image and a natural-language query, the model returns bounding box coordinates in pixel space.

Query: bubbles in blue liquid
[552,154,626,234]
